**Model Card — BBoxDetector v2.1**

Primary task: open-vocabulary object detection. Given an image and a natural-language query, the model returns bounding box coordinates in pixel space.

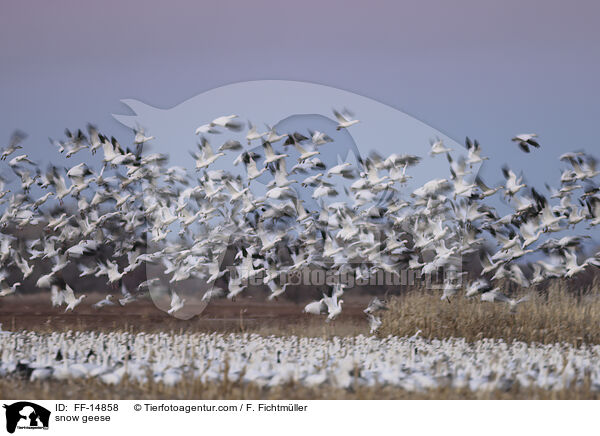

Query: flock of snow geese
[2,329,600,392]
[0,110,599,333]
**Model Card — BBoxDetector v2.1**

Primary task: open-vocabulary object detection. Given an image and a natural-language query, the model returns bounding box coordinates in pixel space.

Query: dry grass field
[380,282,600,345]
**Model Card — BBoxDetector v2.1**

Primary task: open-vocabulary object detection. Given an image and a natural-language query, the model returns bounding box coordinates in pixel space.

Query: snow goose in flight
[1,130,26,160]
[586,197,600,226]
[49,284,65,306]
[292,141,319,163]
[119,281,136,306]
[388,162,411,184]
[312,181,338,199]
[492,244,533,263]
[569,155,600,180]
[563,249,600,278]
[195,123,221,135]
[301,172,324,187]
[267,159,297,188]
[293,198,313,222]
[47,168,75,203]
[14,253,33,279]
[37,272,56,289]
[262,141,288,165]
[475,176,502,198]
[86,124,104,154]
[32,192,54,209]
[63,130,89,158]
[408,255,425,270]
[102,137,134,166]
[531,264,546,285]
[327,162,354,179]
[226,272,245,301]
[93,294,115,309]
[66,163,93,194]
[133,128,154,145]
[465,137,489,166]
[0,177,9,200]
[441,279,460,302]
[538,204,564,231]
[266,186,296,201]
[63,285,86,311]
[211,114,242,130]
[333,108,359,130]
[13,168,37,192]
[450,173,477,199]
[412,178,450,198]
[511,133,540,153]
[429,139,452,156]
[539,235,590,252]
[487,291,531,313]
[195,114,241,134]
[264,125,288,143]
[309,130,333,145]
[267,281,288,301]
[447,153,472,178]
[480,288,509,303]
[366,314,382,334]
[363,297,388,314]
[508,264,530,288]
[502,166,526,197]
[518,218,543,248]
[243,154,267,181]
[536,256,567,278]
[167,291,185,315]
[218,139,242,152]
[465,278,496,298]
[224,178,249,203]
[323,292,344,322]
[245,121,266,144]
[192,137,225,170]
[0,282,20,297]
[8,154,36,167]
[96,260,124,284]
[201,287,225,302]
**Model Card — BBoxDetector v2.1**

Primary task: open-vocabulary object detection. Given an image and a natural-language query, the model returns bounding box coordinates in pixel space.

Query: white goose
[323,292,344,322]
[64,285,86,311]
[1,130,26,160]
[167,291,185,315]
[366,314,382,334]
[0,282,20,297]
[93,294,115,309]
[304,298,327,315]
[333,109,359,130]
[292,141,319,163]
[245,122,266,143]
[429,139,452,156]
[511,133,540,153]
[192,137,225,169]
[262,142,288,165]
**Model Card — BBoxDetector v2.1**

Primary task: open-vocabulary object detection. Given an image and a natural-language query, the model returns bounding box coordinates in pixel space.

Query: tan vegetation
[379,280,600,344]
